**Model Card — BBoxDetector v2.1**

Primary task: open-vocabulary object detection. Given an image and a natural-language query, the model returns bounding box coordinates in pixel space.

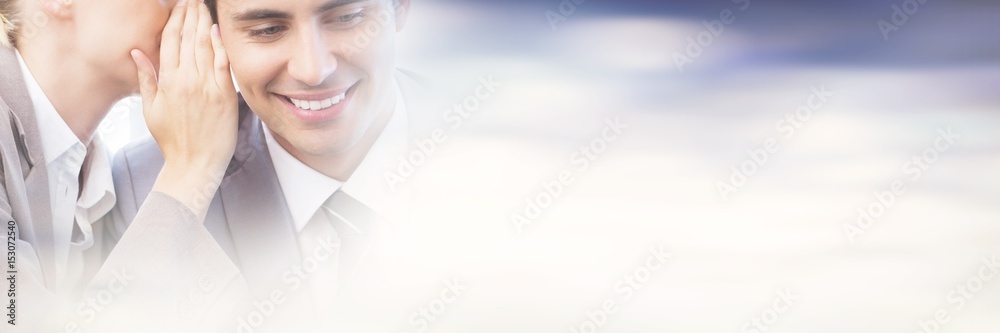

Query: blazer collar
[0,45,56,287]
[0,46,44,169]
[219,100,302,291]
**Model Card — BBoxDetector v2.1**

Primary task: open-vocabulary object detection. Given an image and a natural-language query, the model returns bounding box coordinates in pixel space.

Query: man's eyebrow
[230,0,369,22]
[315,0,368,14]
[231,9,289,22]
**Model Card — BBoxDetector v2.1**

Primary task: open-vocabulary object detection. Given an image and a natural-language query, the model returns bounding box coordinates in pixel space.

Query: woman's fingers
[178,0,201,72]
[131,49,157,117]
[159,0,189,77]
[210,24,235,92]
[142,4,239,218]
[195,2,215,77]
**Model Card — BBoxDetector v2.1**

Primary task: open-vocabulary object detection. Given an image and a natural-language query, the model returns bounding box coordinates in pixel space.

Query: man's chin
[288,137,355,158]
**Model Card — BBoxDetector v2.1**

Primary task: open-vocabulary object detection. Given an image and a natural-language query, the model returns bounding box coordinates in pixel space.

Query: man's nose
[287,27,337,87]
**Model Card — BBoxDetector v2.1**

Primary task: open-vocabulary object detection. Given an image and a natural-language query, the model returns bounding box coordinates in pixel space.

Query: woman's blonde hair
[0,0,18,48]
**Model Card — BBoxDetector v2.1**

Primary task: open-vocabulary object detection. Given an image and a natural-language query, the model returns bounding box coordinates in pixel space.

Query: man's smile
[274,82,359,122]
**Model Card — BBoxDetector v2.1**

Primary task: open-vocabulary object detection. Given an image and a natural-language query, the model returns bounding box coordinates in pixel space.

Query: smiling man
[217,0,407,181]
[113,0,427,330]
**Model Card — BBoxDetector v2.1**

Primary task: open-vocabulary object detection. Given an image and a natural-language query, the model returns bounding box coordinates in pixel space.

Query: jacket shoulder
[112,137,164,212]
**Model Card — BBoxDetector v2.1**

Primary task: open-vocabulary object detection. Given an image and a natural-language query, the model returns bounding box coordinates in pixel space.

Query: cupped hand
[131,0,238,219]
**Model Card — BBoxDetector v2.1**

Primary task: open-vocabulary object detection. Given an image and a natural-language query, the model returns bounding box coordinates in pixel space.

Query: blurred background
[100,0,1000,332]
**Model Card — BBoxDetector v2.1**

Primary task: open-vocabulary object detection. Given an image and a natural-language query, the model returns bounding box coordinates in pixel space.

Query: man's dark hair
[202,0,401,25]
[205,0,219,23]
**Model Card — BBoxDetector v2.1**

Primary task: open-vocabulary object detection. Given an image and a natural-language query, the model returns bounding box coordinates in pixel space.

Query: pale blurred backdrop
[98,0,1000,332]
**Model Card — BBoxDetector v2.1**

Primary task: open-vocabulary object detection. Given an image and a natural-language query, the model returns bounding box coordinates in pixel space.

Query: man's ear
[37,0,73,19]
[394,0,410,32]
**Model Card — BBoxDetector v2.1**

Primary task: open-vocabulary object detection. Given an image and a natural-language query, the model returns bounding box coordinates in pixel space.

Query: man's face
[216,0,408,158]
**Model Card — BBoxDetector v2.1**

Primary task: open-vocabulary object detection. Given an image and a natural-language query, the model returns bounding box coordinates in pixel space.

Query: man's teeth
[289,92,347,111]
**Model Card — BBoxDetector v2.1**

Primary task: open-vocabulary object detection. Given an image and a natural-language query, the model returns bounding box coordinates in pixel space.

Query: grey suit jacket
[0,45,245,332]
[0,42,61,331]
[113,70,439,330]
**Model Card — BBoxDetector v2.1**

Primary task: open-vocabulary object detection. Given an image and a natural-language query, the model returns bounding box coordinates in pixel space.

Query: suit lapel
[219,103,301,291]
[0,45,56,288]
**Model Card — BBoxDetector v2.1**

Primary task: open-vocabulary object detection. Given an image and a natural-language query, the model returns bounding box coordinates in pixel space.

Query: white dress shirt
[16,51,117,293]
[263,80,410,233]
[264,80,409,320]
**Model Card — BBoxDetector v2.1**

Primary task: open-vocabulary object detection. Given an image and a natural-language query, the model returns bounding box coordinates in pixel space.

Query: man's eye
[326,11,366,27]
[249,26,287,39]
[338,13,364,23]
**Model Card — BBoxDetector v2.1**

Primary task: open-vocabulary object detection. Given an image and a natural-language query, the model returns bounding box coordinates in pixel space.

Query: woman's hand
[131,0,238,220]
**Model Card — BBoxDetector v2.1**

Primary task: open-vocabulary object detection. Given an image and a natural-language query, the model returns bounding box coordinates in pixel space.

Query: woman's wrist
[151,161,226,222]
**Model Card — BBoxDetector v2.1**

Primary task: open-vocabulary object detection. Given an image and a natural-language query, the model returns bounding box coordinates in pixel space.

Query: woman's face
[72,0,180,93]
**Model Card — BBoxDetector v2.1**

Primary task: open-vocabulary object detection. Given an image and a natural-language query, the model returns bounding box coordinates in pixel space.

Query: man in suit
[114,0,448,330]
[2,0,247,331]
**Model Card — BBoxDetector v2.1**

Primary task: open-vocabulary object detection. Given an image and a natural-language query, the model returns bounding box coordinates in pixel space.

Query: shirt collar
[77,135,117,221]
[15,50,80,166]
[15,50,116,223]
[263,127,343,233]
[264,80,408,232]
[341,81,408,221]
